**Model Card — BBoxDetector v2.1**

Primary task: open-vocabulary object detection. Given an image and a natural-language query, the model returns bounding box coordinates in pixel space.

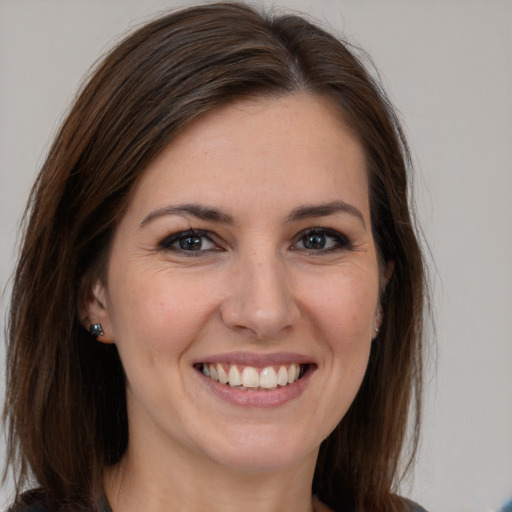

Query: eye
[159,229,218,253]
[293,228,352,252]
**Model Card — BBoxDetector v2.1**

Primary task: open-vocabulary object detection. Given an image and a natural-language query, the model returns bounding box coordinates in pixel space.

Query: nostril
[218,259,300,339]
[220,295,300,341]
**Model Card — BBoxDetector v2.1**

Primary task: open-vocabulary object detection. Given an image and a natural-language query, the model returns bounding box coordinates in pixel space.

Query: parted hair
[3,3,426,511]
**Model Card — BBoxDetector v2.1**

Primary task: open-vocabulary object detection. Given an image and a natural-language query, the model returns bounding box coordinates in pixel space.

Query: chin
[199,424,321,474]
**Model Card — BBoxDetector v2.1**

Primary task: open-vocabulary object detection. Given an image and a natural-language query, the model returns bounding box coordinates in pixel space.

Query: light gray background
[1,1,511,511]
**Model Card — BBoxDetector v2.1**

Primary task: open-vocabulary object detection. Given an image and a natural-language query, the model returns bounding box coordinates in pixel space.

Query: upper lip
[192,351,315,368]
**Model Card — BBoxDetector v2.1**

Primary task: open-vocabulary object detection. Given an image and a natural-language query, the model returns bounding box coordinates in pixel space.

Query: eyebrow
[139,204,234,228]
[286,200,366,229]
[139,200,365,230]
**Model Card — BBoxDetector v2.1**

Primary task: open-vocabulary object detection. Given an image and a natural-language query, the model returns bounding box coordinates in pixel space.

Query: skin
[85,93,384,512]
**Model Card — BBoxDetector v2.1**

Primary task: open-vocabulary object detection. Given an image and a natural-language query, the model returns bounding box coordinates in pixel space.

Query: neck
[105,441,319,512]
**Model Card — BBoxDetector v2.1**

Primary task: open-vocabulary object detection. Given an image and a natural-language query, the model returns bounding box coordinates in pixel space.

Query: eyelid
[158,228,219,252]
[292,227,353,252]
[157,227,353,254]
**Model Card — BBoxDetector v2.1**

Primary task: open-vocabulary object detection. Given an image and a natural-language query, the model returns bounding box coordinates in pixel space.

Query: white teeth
[218,364,228,384]
[259,367,277,389]
[209,363,219,381]
[287,363,299,384]
[228,365,242,386]
[277,366,288,386]
[241,367,260,388]
[201,362,305,389]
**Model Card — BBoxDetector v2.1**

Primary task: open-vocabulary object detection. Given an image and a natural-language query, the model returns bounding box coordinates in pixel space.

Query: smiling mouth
[195,363,309,391]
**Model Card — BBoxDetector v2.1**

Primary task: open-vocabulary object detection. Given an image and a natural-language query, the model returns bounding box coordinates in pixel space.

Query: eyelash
[158,227,353,255]
[158,229,218,254]
[293,228,353,253]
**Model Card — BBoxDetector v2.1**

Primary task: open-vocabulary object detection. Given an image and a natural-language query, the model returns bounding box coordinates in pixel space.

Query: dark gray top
[7,491,427,512]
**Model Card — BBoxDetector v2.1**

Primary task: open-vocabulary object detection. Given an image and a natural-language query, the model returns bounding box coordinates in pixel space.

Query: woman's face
[89,93,383,474]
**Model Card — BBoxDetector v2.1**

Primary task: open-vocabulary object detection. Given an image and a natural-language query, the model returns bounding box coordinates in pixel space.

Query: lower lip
[197,367,314,408]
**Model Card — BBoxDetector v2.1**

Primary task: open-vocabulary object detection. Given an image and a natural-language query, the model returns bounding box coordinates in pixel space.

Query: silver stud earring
[89,323,104,338]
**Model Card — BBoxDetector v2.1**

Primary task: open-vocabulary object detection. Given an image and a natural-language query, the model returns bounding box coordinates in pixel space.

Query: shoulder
[6,506,48,512]
[5,489,50,512]
[313,496,428,512]
[5,489,111,512]
[401,497,429,512]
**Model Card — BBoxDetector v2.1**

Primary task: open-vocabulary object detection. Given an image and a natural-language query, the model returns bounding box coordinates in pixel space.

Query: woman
[3,3,427,511]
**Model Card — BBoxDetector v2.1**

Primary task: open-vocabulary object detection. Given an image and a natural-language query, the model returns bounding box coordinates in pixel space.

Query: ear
[381,260,394,290]
[372,260,394,339]
[78,278,114,344]
[371,304,382,340]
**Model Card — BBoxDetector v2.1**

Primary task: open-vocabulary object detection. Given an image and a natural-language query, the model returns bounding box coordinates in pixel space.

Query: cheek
[298,271,377,436]
[301,267,377,401]
[303,269,379,343]
[106,267,220,361]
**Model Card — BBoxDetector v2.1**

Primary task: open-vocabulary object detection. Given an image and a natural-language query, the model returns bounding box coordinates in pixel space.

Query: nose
[220,250,300,340]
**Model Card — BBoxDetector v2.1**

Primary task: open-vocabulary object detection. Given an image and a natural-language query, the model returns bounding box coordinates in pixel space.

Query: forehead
[126,93,369,221]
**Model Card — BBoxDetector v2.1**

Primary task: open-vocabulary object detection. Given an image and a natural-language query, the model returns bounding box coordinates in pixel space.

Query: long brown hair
[4,3,427,511]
